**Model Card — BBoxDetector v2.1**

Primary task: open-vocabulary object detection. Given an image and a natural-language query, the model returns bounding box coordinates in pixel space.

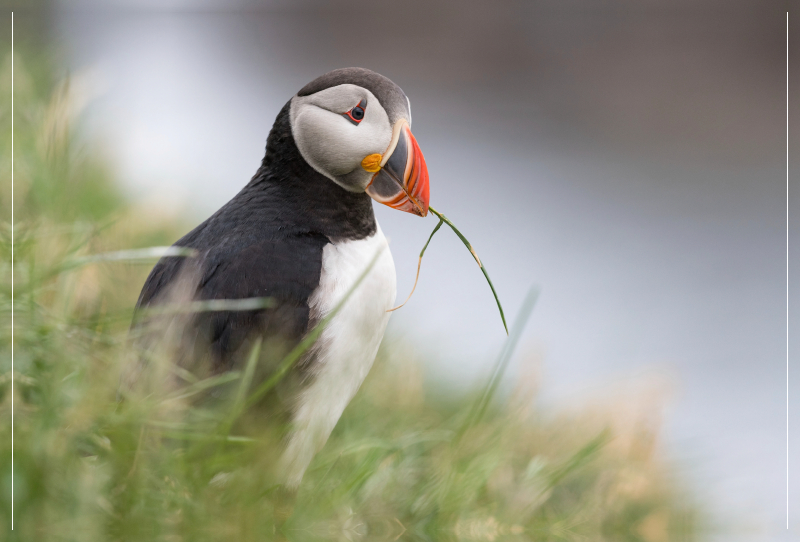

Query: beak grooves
[365,119,430,217]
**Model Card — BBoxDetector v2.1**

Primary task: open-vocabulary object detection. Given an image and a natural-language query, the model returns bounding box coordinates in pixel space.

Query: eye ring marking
[343,99,367,125]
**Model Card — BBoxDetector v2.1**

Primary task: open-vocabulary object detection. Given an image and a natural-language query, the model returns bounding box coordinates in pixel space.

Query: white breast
[280,223,396,488]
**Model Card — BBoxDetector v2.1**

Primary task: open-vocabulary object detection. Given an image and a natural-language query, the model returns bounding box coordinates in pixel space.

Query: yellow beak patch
[361,153,383,173]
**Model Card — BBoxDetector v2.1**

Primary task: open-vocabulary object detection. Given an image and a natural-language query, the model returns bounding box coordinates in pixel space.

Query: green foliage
[0,51,701,541]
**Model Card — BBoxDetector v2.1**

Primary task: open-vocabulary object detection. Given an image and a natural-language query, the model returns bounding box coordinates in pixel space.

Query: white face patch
[290,84,393,192]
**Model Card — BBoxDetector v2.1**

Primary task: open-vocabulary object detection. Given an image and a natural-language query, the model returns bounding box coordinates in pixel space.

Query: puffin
[132,68,430,489]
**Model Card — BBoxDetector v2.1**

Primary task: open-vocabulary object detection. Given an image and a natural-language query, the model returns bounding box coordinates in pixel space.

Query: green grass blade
[70,245,197,267]
[79,245,198,263]
[162,371,242,402]
[161,431,257,443]
[461,285,539,435]
[213,338,265,445]
[428,206,508,334]
[233,338,262,413]
[134,297,277,322]
[546,431,609,488]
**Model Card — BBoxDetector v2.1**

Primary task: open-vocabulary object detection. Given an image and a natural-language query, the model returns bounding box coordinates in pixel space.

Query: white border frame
[787,10,790,533]
[2,7,795,538]
[10,9,14,533]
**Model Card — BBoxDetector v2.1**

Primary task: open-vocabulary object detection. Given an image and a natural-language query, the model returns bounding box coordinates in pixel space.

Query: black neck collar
[242,100,377,242]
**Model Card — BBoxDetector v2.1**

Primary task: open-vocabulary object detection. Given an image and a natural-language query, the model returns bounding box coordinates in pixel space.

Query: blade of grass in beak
[387,217,444,312]
[428,206,508,335]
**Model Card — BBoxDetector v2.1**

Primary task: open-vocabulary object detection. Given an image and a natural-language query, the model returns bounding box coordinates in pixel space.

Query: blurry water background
[6,1,799,540]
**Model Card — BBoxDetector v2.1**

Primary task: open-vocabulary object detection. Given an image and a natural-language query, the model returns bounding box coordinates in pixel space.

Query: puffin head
[289,68,430,217]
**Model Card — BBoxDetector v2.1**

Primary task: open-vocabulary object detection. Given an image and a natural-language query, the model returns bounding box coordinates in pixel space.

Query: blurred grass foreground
[0,53,700,542]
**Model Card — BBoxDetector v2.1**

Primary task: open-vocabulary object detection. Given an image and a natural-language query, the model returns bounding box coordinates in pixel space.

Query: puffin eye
[343,99,367,125]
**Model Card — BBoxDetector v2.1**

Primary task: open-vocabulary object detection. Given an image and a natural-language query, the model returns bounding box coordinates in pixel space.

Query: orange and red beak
[364,120,430,217]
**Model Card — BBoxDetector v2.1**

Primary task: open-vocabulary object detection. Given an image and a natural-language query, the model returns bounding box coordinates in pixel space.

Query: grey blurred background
[8,1,799,540]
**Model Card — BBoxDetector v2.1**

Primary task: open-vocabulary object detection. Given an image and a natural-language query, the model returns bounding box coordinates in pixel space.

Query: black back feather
[133,100,376,375]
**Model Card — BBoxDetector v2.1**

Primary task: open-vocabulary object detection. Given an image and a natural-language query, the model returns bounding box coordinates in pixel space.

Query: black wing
[134,224,328,374]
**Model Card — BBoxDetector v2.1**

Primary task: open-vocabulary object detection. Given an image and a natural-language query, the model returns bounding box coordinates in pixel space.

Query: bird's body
[132,68,427,488]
